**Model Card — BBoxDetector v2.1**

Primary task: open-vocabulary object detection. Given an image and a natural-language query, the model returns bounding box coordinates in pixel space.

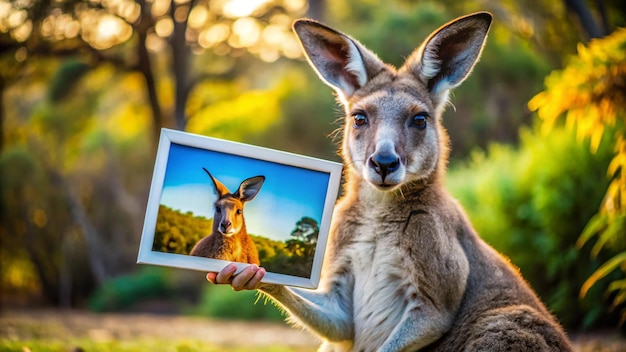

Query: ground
[0,309,319,351]
[0,309,625,351]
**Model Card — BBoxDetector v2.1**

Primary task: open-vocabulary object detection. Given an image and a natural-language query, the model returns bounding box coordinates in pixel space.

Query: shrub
[447,126,621,329]
[88,267,205,313]
[529,28,626,325]
[88,266,171,312]
[193,285,285,322]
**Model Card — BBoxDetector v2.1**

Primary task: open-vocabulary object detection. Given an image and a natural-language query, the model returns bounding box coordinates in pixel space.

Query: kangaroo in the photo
[211,12,573,351]
[190,168,263,265]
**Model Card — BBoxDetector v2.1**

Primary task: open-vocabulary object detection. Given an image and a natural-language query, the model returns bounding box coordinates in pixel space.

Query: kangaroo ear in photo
[203,167,231,197]
[237,176,265,202]
[405,12,492,102]
[293,19,387,102]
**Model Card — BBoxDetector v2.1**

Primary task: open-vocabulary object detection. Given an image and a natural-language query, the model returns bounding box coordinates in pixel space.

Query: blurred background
[1,0,626,350]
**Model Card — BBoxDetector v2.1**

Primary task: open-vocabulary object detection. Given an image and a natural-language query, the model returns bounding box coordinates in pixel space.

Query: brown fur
[253,13,573,351]
[190,169,263,265]
[190,227,260,265]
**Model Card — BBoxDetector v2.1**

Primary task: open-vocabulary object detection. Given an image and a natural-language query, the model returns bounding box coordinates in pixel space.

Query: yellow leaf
[577,42,590,61]
[589,123,604,153]
[603,182,620,213]
[565,108,580,130]
[607,153,624,178]
[527,92,546,112]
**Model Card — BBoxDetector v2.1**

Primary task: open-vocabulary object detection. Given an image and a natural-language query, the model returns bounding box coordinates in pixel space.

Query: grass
[0,339,305,352]
[2,309,625,352]
[0,309,318,352]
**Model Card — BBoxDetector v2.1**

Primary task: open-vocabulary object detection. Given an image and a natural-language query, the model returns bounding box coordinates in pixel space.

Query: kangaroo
[211,12,574,351]
[190,168,263,265]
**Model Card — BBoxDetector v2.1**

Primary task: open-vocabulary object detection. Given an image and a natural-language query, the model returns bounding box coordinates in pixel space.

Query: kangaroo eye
[353,113,368,127]
[236,209,242,215]
[412,113,428,130]
[215,207,222,214]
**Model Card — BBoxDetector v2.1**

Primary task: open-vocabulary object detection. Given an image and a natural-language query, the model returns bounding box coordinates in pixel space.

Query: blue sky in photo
[159,143,330,242]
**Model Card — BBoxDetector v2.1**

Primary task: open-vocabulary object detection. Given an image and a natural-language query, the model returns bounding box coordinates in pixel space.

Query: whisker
[397,187,406,201]
[343,159,365,170]
[327,123,344,145]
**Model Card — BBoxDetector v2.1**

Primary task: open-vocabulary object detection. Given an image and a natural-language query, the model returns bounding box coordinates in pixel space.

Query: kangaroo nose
[369,152,400,178]
[220,221,232,233]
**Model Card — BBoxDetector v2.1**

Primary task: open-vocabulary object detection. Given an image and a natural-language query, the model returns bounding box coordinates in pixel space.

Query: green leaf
[611,290,626,309]
[578,213,608,249]
[581,251,626,298]
[591,219,625,257]
[607,278,626,294]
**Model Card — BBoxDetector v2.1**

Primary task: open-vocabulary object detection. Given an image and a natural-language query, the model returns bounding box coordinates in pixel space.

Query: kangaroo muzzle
[366,140,405,189]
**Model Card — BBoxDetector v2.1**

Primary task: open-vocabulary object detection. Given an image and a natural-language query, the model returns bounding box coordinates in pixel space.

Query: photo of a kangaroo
[189,168,264,265]
[146,139,339,284]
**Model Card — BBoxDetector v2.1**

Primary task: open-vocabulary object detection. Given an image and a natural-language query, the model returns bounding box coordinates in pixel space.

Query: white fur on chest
[346,215,420,350]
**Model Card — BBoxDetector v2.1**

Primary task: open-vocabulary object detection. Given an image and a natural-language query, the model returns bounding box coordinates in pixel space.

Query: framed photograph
[138,128,343,289]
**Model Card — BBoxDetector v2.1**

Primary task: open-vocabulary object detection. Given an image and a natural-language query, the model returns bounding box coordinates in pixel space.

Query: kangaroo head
[203,168,265,237]
[293,12,491,192]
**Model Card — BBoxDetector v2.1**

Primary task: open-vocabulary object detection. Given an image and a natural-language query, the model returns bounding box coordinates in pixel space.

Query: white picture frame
[138,128,343,289]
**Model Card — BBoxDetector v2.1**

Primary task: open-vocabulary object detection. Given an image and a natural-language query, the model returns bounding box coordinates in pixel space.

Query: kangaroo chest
[344,214,423,349]
[213,235,244,261]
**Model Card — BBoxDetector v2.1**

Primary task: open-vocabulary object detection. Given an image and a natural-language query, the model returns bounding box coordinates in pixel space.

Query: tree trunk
[59,232,73,308]
[136,0,166,145]
[20,211,59,304]
[171,0,194,131]
[54,172,110,286]
[0,79,4,150]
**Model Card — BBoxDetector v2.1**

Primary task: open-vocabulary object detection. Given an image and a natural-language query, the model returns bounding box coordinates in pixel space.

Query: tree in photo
[282,216,319,278]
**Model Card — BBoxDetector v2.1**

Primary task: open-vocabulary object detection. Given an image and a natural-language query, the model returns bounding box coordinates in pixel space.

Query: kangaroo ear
[237,176,265,202]
[405,12,492,100]
[293,19,386,102]
[203,168,230,197]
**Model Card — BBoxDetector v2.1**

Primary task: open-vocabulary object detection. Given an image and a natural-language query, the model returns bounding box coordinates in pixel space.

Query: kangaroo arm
[378,305,455,352]
[259,275,354,341]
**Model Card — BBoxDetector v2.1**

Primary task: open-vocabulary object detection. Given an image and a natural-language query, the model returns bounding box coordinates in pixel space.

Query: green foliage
[529,28,626,325]
[251,234,287,261]
[186,86,283,142]
[194,285,285,322]
[250,235,293,275]
[447,126,621,328]
[47,59,91,102]
[282,217,320,278]
[345,1,449,68]
[88,266,207,313]
[0,145,91,304]
[2,60,155,305]
[255,217,320,278]
[153,205,212,255]
[249,67,340,160]
[0,150,43,298]
[88,267,171,312]
[445,25,549,156]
